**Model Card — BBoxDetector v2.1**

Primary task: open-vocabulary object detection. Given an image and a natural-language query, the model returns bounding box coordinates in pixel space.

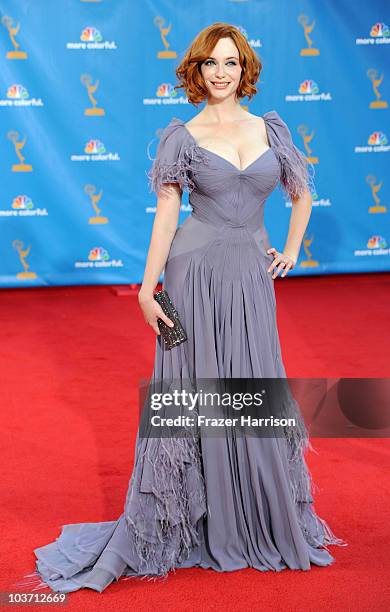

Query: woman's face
[200,37,242,101]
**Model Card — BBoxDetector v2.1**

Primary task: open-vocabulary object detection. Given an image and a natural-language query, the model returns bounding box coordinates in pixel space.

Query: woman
[21,22,345,594]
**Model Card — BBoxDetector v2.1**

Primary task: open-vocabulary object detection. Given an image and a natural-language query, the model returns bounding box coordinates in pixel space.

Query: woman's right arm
[138,183,182,334]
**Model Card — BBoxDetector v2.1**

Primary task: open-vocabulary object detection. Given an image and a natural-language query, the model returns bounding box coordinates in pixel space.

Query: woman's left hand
[266,247,297,278]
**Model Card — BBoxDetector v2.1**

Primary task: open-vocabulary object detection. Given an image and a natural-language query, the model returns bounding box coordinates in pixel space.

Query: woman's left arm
[267,187,312,278]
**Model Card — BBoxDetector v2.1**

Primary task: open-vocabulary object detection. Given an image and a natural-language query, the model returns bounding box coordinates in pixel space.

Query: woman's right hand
[138,290,174,335]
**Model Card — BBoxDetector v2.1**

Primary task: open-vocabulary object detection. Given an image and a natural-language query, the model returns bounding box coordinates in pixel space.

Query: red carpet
[1,272,389,611]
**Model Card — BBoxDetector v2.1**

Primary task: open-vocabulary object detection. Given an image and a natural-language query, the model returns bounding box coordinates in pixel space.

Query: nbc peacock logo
[0,83,43,107]
[144,82,182,104]
[85,139,106,154]
[286,79,332,103]
[368,131,388,146]
[12,195,33,209]
[356,22,390,45]
[354,235,389,257]
[0,194,48,217]
[298,80,319,94]
[66,26,117,50]
[234,25,262,48]
[370,22,390,38]
[367,235,387,249]
[156,83,178,98]
[81,27,103,42]
[7,84,28,99]
[74,246,123,268]
[89,247,109,261]
[70,139,120,162]
[354,130,389,154]
[156,83,177,98]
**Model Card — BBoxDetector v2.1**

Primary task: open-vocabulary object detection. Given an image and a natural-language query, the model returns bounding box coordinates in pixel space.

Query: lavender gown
[21,110,345,594]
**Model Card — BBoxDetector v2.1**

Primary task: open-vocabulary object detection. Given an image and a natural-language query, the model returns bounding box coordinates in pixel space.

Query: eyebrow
[206,56,239,60]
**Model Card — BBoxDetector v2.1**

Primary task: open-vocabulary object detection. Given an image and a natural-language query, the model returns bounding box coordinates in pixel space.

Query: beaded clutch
[153,289,187,349]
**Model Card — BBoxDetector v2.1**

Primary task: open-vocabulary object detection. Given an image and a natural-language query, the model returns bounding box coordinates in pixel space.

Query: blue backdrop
[0,0,389,287]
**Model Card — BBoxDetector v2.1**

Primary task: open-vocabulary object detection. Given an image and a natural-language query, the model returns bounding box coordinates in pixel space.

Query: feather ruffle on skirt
[123,427,207,578]
[282,394,346,550]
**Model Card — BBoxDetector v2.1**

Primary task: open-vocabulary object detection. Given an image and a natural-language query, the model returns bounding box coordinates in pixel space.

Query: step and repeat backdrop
[0,0,389,287]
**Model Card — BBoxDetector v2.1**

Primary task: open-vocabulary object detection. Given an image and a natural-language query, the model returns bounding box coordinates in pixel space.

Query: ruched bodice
[147,110,314,204]
[147,111,314,272]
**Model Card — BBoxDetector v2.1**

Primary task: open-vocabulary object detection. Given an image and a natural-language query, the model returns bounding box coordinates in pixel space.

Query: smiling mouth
[211,82,230,88]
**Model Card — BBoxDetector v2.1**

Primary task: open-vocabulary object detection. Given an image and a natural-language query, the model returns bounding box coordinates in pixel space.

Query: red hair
[175,22,262,106]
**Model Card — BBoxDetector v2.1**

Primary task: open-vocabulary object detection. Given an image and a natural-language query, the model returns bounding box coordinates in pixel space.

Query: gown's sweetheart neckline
[175,116,273,173]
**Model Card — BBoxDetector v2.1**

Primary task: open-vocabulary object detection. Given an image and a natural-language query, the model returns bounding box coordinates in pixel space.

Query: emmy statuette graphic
[8,131,33,172]
[155,16,177,58]
[12,240,37,279]
[297,123,319,164]
[300,234,319,268]
[2,15,28,59]
[81,74,106,116]
[367,69,388,109]
[84,184,109,224]
[367,175,387,213]
[299,14,320,56]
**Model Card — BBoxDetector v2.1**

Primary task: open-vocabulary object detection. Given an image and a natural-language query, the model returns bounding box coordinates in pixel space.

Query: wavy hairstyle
[175,23,262,106]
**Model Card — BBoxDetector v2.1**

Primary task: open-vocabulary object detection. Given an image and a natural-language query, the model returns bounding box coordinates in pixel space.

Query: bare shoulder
[244,113,269,142]
[184,113,204,130]
[245,112,267,129]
